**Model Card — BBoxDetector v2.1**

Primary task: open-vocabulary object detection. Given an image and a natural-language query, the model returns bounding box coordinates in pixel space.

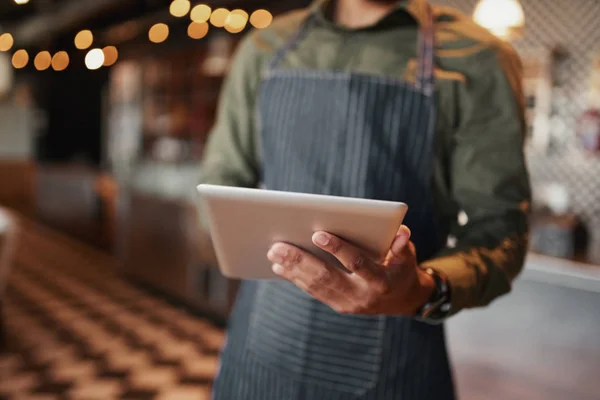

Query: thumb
[390,225,411,259]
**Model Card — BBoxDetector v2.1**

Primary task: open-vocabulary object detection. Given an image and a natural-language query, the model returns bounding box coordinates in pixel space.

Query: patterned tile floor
[0,221,225,399]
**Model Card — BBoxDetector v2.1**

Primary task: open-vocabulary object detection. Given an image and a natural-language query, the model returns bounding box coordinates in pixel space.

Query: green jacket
[199,0,531,316]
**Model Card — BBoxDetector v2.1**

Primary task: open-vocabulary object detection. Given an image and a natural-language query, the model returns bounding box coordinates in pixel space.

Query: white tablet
[197,184,408,280]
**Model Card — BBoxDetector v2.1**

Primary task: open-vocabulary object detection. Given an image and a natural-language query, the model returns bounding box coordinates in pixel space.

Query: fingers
[312,232,388,286]
[389,225,412,262]
[267,243,352,297]
[272,263,345,306]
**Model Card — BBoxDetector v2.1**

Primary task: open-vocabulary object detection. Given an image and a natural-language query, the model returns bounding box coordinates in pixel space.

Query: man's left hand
[267,225,435,316]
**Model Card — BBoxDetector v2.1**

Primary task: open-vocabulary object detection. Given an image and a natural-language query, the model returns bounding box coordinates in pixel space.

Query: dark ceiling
[0,0,310,50]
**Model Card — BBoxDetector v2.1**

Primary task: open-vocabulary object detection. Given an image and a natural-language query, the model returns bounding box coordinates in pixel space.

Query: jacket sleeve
[422,45,532,315]
[198,35,264,228]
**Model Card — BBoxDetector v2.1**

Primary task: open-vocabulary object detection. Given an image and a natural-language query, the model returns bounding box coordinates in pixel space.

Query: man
[200,0,531,398]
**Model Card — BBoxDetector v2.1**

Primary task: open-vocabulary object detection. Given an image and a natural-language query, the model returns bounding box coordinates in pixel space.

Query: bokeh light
[169,0,191,18]
[190,4,211,23]
[34,51,52,71]
[225,9,248,33]
[149,23,169,43]
[250,9,273,29]
[85,48,105,70]
[0,33,14,52]
[51,51,70,71]
[102,46,118,67]
[12,49,29,69]
[210,8,230,28]
[188,22,209,39]
[74,30,94,50]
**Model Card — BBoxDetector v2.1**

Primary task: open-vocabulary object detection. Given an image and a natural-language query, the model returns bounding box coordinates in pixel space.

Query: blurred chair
[0,208,19,352]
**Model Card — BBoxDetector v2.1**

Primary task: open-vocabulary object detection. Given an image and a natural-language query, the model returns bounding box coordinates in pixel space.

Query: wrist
[413,267,452,323]
[411,267,436,314]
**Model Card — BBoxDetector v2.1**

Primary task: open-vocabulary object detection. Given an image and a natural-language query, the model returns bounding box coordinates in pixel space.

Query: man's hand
[266,225,436,316]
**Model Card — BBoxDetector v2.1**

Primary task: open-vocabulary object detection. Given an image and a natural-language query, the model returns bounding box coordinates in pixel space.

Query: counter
[117,184,238,317]
[448,256,600,400]
[523,252,600,293]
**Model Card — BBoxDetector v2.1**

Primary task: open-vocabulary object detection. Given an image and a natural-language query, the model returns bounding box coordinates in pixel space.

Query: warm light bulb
[191,4,211,23]
[85,48,105,70]
[14,0,29,5]
[102,46,118,66]
[74,30,94,50]
[250,9,273,29]
[149,23,169,43]
[169,0,191,18]
[34,51,52,71]
[51,51,69,71]
[188,22,209,39]
[0,33,14,52]
[210,8,230,28]
[473,0,525,39]
[11,49,28,69]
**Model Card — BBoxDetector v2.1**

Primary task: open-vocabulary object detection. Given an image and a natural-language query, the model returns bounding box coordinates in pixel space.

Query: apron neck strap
[416,4,436,95]
[267,3,437,94]
[267,15,318,72]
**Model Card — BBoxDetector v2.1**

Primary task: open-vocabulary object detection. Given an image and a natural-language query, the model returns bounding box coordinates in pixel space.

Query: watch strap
[415,267,452,323]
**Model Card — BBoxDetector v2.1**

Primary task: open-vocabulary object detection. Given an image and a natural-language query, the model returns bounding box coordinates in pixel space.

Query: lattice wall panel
[433,0,600,263]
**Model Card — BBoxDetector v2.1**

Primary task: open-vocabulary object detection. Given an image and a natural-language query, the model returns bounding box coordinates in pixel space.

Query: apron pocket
[246,281,386,395]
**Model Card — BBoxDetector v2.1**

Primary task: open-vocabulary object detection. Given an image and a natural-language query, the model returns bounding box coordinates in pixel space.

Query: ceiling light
[473,0,525,40]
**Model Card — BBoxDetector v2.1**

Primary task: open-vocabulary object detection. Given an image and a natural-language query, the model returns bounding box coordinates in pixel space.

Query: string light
[250,10,273,29]
[0,33,14,52]
[3,7,275,74]
[210,8,230,28]
[188,21,209,39]
[12,50,28,69]
[102,46,118,66]
[169,0,191,18]
[191,4,211,23]
[74,30,94,50]
[85,48,104,70]
[51,51,69,71]
[34,51,52,71]
[149,23,169,43]
[225,9,248,33]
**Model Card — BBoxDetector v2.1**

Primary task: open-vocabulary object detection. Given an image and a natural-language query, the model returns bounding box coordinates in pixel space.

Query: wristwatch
[415,268,452,324]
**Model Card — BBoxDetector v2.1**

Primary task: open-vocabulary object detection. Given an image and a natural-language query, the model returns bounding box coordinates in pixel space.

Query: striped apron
[213,4,455,400]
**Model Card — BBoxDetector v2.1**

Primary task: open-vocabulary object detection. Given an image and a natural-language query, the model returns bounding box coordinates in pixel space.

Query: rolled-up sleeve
[422,45,531,315]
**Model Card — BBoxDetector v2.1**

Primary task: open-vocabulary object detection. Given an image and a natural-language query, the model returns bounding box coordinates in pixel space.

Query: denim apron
[213,4,455,399]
